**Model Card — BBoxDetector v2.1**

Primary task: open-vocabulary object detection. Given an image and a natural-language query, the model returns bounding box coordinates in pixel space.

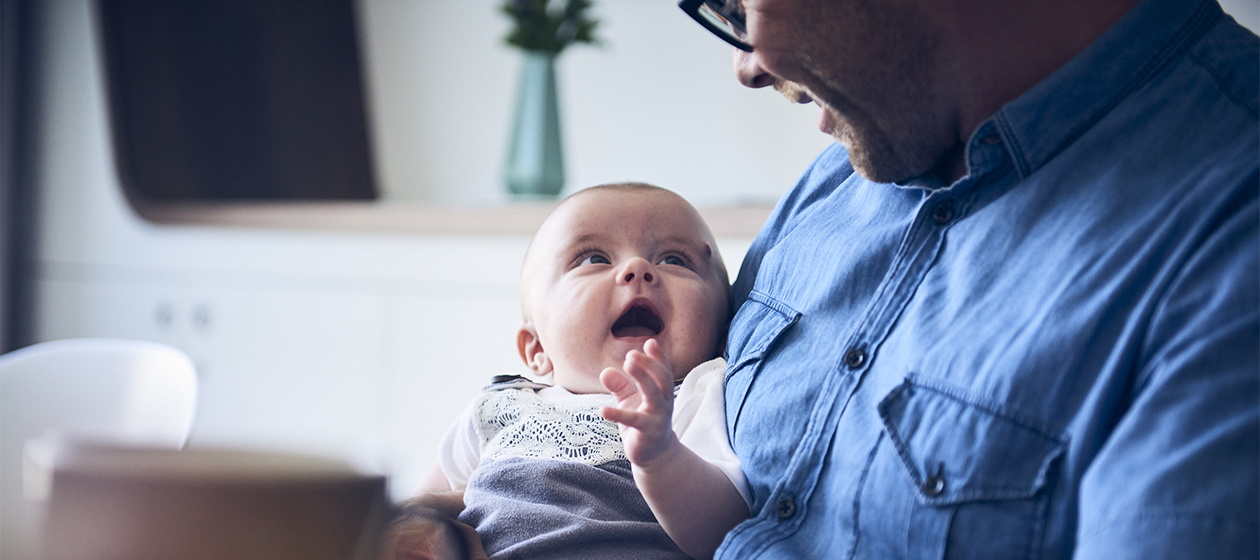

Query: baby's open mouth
[612,304,663,338]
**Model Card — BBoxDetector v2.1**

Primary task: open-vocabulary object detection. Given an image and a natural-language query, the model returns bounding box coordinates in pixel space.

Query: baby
[386,183,750,560]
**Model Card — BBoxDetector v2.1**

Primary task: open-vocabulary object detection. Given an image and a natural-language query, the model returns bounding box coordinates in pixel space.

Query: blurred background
[1,0,1256,502]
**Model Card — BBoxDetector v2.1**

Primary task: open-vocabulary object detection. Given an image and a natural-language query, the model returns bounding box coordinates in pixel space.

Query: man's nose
[735,49,775,89]
[618,258,655,284]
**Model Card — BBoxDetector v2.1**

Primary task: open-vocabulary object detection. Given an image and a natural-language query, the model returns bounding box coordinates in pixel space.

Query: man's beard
[774,76,945,184]
[819,99,946,184]
[777,0,955,185]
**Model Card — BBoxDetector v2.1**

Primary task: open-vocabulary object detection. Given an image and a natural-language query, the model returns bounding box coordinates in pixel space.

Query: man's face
[519,189,730,394]
[737,0,955,183]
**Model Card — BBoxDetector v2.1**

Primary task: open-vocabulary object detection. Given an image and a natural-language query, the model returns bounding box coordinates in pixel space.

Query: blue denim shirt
[718,0,1259,558]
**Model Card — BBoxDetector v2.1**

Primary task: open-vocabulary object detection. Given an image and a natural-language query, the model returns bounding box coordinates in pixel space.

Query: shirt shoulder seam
[1182,47,1259,119]
[1005,0,1223,180]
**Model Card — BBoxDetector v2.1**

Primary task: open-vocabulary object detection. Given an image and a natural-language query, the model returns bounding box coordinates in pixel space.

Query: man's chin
[823,118,888,181]
[822,119,929,183]
[843,136,936,184]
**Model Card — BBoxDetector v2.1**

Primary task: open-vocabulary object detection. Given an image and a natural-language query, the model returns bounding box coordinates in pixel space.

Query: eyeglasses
[678,0,752,52]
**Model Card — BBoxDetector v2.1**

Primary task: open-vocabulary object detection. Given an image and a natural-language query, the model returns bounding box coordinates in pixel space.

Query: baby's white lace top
[475,388,624,466]
[435,358,752,509]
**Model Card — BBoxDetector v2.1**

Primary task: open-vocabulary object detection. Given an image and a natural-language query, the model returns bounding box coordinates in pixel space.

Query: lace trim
[474,388,625,466]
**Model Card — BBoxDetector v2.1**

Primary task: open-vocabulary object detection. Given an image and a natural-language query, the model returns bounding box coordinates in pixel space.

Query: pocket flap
[724,291,801,436]
[725,290,801,374]
[878,379,1065,507]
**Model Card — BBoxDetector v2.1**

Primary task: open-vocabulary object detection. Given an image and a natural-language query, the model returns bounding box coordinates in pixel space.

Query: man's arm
[1075,196,1259,558]
[601,340,749,560]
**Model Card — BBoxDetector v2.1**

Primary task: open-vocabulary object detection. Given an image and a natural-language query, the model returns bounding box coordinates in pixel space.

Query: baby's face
[520,189,729,394]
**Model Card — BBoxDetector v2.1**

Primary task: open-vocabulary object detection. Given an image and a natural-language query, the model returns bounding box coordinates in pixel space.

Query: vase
[504,51,565,198]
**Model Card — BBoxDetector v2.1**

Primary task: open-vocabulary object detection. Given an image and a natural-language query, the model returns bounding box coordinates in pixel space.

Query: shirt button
[922,474,946,497]
[775,497,796,519]
[843,347,866,369]
[931,199,954,225]
[983,134,1002,145]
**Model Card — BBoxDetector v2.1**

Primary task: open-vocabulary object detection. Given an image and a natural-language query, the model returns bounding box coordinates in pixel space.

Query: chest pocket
[875,378,1065,559]
[724,290,800,435]
[878,378,1064,504]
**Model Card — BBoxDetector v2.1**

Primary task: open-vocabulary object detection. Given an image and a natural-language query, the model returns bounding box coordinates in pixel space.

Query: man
[679,0,1258,558]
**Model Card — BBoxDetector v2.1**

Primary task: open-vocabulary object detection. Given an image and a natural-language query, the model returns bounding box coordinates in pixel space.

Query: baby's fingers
[624,351,674,405]
[641,340,676,395]
[622,355,670,411]
[599,367,638,405]
[643,338,671,370]
[600,405,654,430]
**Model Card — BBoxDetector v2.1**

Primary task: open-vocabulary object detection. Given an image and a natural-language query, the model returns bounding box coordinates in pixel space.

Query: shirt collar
[993,0,1224,180]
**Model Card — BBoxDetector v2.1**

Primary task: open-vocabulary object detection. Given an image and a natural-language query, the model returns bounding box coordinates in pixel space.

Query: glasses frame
[678,0,753,52]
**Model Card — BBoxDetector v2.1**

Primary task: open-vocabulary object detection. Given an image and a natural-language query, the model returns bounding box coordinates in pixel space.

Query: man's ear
[516,324,552,375]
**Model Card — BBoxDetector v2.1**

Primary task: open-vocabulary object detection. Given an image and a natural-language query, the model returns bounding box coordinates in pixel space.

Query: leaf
[500,0,599,53]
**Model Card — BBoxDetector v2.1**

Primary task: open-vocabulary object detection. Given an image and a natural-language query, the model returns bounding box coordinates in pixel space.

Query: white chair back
[0,338,198,560]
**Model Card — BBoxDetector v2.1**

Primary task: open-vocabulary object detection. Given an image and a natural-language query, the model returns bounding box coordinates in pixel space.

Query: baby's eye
[657,255,688,267]
[580,254,611,266]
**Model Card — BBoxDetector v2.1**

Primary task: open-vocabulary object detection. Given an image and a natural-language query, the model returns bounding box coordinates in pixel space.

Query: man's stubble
[787,0,957,184]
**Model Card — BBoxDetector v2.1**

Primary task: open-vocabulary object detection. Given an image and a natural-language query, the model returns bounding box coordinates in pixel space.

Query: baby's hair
[522,182,679,271]
[563,181,675,200]
[580,183,725,281]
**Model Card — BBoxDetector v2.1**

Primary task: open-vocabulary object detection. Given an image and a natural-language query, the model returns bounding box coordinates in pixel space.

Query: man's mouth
[611,304,663,338]
[774,79,815,105]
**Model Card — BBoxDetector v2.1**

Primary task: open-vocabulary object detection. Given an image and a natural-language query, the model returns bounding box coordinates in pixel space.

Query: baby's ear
[516,324,552,375]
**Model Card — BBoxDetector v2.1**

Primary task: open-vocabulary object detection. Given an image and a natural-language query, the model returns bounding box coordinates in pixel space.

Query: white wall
[357,0,832,205]
[1221,0,1260,34]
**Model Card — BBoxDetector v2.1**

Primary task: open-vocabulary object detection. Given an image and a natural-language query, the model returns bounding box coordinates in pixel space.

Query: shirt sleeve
[1075,193,1259,558]
[436,397,482,491]
[674,358,753,510]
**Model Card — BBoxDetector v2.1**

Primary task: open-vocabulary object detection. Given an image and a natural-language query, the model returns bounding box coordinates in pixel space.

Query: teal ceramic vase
[504,51,564,198]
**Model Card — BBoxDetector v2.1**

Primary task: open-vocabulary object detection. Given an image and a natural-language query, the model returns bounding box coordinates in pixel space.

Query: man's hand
[599,338,682,468]
[380,494,488,560]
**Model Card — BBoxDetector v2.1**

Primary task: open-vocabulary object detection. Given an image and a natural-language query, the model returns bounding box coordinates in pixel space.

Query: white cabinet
[381,291,527,496]
[33,276,391,472]
[31,256,533,501]
[34,278,187,347]
[181,285,389,468]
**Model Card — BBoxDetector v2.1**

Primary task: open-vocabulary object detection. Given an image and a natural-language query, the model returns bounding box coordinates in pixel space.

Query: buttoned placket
[722,126,1014,557]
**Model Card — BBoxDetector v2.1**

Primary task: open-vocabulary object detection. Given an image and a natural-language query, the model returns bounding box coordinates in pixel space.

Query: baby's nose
[623,270,654,283]
[620,259,655,283]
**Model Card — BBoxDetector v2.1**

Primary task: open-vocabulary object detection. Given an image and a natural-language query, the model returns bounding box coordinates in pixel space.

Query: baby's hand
[600,339,681,468]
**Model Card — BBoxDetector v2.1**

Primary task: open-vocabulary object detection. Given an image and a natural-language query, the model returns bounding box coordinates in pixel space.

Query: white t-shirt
[437,357,752,509]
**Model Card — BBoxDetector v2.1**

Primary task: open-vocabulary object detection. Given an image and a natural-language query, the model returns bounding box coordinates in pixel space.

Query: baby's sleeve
[673,358,753,511]
[436,398,482,491]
